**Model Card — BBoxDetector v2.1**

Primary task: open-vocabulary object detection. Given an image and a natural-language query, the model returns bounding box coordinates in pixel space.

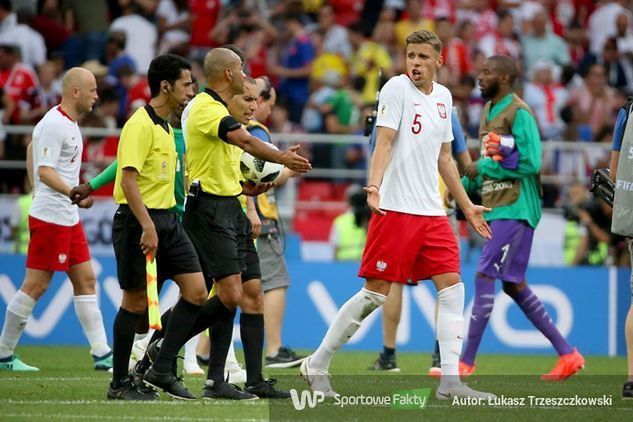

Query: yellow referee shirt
[114,105,176,209]
[184,89,243,196]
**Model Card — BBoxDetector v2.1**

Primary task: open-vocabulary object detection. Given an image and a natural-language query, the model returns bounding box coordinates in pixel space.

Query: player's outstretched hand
[463,204,492,239]
[70,183,94,204]
[280,145,311,173]
[242,180,273,196]
[364,185,386,216]
[140,225,158,257]
[77,196,94,209]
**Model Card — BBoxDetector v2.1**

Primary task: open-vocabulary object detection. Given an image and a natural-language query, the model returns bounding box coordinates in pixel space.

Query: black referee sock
[153,298,202,374]
[381,346,396,360]
[241,313,264,387]
[207,309,236,383]
[112,307,143,387]
[189,295,235,337]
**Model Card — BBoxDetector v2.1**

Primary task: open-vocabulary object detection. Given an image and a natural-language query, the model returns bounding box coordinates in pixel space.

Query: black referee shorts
[183,193,260,286]
[112,205,201,290]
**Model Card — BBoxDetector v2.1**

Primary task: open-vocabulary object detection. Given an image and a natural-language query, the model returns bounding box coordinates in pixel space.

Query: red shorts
[26,216,91,272]
[358,211,460,283]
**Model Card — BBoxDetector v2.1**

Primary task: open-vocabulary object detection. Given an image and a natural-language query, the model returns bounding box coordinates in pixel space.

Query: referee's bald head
[204,48,242,81]
[62,67,95,95]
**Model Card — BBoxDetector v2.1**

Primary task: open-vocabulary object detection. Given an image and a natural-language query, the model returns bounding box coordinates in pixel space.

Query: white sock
[437,283,465,390]
[184,334,200,363]
[311,288,386,372]
[0,290,36,359]
[73,295,110,357]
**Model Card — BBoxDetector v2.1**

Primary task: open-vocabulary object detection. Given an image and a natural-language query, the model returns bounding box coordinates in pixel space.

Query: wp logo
[290,389,325,410]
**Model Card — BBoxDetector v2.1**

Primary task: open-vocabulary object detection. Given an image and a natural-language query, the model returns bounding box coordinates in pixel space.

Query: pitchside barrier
[0,253,630,356]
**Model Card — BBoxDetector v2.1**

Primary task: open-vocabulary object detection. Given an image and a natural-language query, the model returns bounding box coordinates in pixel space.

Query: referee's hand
[279,145,311,173]
[141,225,158,257]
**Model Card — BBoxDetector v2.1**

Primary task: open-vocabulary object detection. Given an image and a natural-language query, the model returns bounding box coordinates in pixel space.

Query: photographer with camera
[563,182,612,266]
[330,184,369,261]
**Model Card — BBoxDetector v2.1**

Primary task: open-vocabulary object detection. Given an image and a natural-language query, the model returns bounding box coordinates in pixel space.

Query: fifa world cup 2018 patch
[40,145,51,158]
[378,104,389,118]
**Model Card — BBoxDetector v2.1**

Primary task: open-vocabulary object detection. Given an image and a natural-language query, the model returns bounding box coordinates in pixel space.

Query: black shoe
[265,346,307,369]
[130,360,159,397]
[201,380,259,400]
[146,339,180,377]
[623,381,633,399]
[197,354,210,367]
[369,354,400,372]
[107,376,157,401]
[143,367,195,400]
[245,378,291,399]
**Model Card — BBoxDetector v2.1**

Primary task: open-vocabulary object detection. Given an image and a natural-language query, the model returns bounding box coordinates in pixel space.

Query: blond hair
[406,30,442,54]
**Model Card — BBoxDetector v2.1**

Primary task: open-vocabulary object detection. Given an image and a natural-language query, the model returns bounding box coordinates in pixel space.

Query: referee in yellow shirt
[182,47,310,400]
[108,54,206,401]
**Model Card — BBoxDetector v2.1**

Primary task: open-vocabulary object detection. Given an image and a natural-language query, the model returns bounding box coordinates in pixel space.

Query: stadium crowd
[0,0,631,266]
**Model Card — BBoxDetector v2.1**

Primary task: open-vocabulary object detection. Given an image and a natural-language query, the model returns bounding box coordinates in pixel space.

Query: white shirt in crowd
[110,14,158,74]
[375,74,453,216]
[29,106,83,226]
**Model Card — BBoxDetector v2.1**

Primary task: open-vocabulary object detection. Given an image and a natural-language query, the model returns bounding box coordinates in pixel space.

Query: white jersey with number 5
[29,106,83,226]
[375,75,453,216]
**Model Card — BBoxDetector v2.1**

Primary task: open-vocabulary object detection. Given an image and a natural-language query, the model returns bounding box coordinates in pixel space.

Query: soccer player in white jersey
[0,68,113,372]
[301,30,496,400]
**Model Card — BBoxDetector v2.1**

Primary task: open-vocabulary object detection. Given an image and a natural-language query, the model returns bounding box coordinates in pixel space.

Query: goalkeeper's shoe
[93,351,113,371]
[0,355,39,371]
[541,348,585,381]
[459,361,476,378]
[623,381,633,399]
[436,383,497,400]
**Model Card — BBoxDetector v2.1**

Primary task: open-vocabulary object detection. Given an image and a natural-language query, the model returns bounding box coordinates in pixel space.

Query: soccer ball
[240,144,284,184]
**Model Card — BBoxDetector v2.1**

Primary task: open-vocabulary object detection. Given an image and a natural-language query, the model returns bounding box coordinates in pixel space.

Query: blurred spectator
[522,7,571,73]
[307,4,352,61]
[329,0,364,27]
[301,70,336,133]
[0,1,15,35]
[218,5,278,78]
[563,182,612,266]
[62,0,109,67]
[116,64,150,120]
[270,12,314,123]
[32,0,71,54]
[9,176,32,254]
[457,0,497,39]
[0,44,38,124]
[569,63,617,141]
[394,0,435,48]
[105,31,136,80]
[615,12,633,56]
[189,0,222,60]
[564,21,588,69]
[348,22,393,106]
[436,18,472,86]
[580,37,632,91]
[588,0,632,56]
[478,10,521,61]
[329,184,367,260]
[0,7,46,68]
[309,31,347,85]
[156,0,190,55]
[523,60,569,140]
[96,87,120,129]
[22,60,61,123]
[109,1,157,74]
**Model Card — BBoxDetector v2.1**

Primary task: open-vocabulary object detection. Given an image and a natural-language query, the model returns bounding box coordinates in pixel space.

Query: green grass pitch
[0,346,631,421]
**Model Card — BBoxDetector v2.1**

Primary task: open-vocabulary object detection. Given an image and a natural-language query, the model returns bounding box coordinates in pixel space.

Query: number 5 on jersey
[412,113,423,134]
